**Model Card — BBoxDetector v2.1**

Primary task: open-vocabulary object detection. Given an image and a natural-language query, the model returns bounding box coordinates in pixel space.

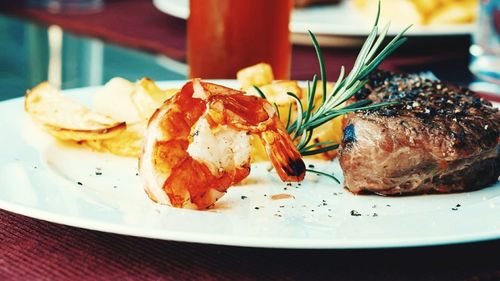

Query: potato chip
[94,77,177,123]
[93,77,142,123]
[25,82,126,141]
[83,122,145,157]
[133,78,178,120]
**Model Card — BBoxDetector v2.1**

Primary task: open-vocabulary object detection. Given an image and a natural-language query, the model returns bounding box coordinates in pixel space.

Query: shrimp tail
[261,120,306,182]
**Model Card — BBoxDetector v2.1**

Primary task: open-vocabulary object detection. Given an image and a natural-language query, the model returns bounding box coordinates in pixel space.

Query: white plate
[1,80,499,249]
[153,0,474,46]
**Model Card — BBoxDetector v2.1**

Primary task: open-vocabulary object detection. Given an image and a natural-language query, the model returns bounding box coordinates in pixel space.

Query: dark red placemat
[2,209,500,281]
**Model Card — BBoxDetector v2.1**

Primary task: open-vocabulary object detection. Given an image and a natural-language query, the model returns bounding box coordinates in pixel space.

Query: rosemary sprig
[288,2,410,157]
[255,2,410,182]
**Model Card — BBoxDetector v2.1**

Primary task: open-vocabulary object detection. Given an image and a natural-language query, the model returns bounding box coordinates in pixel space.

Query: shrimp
[139,79,305,209]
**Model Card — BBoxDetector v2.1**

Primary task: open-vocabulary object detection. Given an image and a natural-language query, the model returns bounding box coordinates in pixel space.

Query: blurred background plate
[153,0,474,46]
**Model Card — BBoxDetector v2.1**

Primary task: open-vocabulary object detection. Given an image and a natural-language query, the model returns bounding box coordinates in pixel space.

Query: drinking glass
[469,0,500,85]
[188,0,293,79]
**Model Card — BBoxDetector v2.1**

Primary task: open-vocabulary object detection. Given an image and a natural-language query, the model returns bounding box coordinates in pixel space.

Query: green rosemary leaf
[323,79,363,110]
[302,129,314,150]
[308,30,327,104]
[307,101,395,130]
[342,99,372,109]
[273,102,280,119]
[253,86,267,99]
[304,74,318,123]
[365,22,391,63]
[373,0,381,27]
[287,92,304,139]
[285,103,293,131]
[331,79,370,108]
[327,66,345,101]
[360,37,408,79]
[306,168,340,184]
[297,129,312,150]
[343,26,378,88]
[291,0,410,166]
[306,113,344,129]
[301,140,335,152]
[301,144,340,156]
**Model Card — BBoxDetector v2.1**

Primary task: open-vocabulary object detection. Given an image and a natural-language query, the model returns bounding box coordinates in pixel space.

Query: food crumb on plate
[270,194,295,200]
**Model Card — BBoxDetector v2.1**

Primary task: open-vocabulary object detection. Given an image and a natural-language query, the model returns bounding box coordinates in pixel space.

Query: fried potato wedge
[237,63,274,89]
[239,63,342,161]
[354,0,477,26]
[306,115,344,159]
[25,82,126,141]
[427,0,477,25]
[353,0,424,25]
[247,80,304,122]
[299,82,342,160]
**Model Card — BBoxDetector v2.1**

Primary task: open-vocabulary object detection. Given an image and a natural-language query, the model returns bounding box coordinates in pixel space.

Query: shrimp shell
[139,79,305,209]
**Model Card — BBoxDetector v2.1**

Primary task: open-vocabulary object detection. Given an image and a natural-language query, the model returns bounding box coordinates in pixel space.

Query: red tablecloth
[1,1,500,280]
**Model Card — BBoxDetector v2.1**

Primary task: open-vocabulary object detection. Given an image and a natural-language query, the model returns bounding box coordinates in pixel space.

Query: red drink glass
[188,0,293,79]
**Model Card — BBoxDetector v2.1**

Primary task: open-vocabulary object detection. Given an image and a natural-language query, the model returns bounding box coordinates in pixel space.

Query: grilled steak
[339,70,500,195]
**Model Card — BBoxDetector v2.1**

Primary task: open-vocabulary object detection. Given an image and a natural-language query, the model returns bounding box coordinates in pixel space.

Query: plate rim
[1,80,499,249]
[3,197,500,250]
[152,0,474,38]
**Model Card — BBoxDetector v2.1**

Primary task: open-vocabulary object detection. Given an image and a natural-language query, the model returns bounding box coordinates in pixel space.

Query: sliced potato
[88,78,177,157]
[25,82,126,141]
[133,78,178,120]
[83,122,145,157]
[94,77,177,123]
[93,77,142,123]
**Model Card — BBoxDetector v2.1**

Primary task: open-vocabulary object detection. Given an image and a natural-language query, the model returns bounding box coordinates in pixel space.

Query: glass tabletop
[0,14,187,101]
[1,11,498,103]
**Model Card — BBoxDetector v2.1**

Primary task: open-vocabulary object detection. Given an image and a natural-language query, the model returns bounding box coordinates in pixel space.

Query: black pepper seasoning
[350,210,361,216]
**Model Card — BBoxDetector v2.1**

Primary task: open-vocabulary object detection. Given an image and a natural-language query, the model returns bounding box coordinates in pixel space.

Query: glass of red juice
[188,0,293,79]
